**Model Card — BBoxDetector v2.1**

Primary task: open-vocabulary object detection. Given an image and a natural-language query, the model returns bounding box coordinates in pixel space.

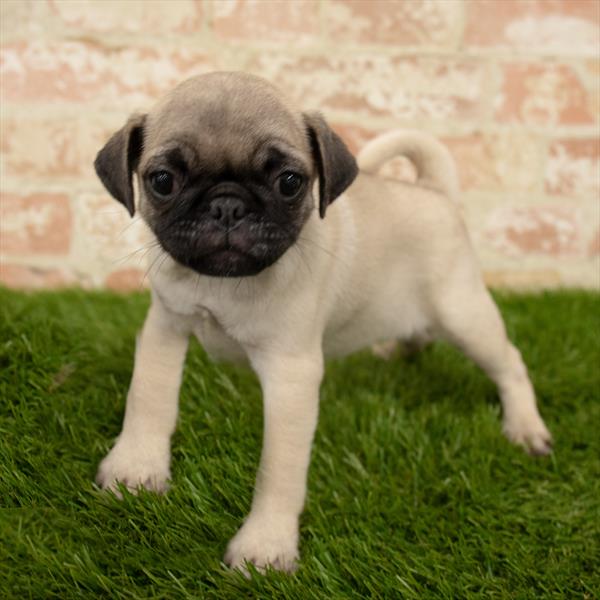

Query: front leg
[96,296,189,495]
[225,350,323,573]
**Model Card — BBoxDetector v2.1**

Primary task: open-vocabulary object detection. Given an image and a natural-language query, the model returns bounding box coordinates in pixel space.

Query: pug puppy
[94,72,552,573]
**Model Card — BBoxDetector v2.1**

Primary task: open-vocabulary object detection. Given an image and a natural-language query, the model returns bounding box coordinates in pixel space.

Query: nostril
[232,203,245,221]
[210,203,223,221]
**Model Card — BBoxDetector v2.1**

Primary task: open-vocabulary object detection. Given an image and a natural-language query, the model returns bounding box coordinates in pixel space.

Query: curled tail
[357,129,459,202]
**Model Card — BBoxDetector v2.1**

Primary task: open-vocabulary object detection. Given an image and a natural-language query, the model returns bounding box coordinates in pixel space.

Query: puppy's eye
[150,171,174,196]
[278,171,303,198]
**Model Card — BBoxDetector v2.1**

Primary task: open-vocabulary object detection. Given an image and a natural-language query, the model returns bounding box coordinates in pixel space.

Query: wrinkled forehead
[141,83,310,173]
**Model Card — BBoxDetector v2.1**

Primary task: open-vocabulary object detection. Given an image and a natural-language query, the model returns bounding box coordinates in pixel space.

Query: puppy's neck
[147,211,325,317]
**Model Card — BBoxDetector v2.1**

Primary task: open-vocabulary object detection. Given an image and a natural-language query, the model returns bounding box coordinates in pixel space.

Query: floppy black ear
[304,112,358,218]
[94,114,146,217]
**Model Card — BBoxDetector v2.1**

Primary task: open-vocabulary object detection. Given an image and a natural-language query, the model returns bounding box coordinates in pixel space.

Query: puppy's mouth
[155,221,295,278]
[204,242,253,269]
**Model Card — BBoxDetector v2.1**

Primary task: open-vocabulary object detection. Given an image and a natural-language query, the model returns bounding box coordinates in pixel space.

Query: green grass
[1,287,599,599]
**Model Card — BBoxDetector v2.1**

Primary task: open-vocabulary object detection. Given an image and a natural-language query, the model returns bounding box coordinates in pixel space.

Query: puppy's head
[94,72,357,277]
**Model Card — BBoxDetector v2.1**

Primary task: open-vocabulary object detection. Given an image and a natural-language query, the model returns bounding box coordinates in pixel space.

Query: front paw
[95,435,171,496]
[503,413,553,456]
[224,513,299,574]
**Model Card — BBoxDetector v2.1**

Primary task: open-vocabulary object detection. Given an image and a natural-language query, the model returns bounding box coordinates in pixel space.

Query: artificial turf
[0,286,598,599]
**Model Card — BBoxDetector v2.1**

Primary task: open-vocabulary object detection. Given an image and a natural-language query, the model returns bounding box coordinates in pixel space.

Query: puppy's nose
[209,197,247,229]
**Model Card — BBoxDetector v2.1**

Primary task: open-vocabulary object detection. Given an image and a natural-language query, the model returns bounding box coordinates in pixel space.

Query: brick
[586,59,600,77]
[72,193,151,276]
[0,192,71,255]
[588,229,600,257]
[332,122,417,182]
[545,138,600,198]
[0,0,50,41]
[378,157,418,183]
[1,115,117,179]
[330,122,378,155]
[48,0,203,34]
[496,63,594,125]
[0,263,76,289]
[252,54,489,121]
[444,131,544,192]
[212,0,320,43]
[485,206,580,257]
[326,0,462,47]
[105,268,147,291]
[465,0,600,56]
[0,41,215,106]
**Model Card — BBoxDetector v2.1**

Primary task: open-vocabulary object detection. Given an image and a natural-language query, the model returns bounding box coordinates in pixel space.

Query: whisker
[155,252,170,278]
[115,215,144,239]
[291,243,313,277]
[112,240,162,267]
[142,249,166,287]
[296,235,349,268]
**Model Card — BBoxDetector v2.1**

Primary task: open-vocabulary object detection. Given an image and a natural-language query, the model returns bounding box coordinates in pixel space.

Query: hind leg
[433,281,552,455]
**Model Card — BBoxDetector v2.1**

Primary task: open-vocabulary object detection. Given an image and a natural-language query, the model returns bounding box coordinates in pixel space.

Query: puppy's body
[94,72,551,573]
[153,175,456,360]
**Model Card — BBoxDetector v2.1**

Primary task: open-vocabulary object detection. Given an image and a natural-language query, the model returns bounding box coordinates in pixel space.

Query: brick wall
[1,0,598,290]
